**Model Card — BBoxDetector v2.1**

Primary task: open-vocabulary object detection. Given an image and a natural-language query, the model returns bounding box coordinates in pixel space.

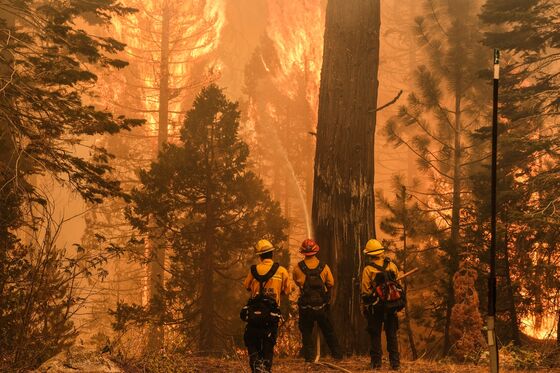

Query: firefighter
[292,239,342,362]
[242,239,291,373]
[361,239,401,371]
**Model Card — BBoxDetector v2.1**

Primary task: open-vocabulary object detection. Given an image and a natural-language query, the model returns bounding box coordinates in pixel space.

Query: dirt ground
[175,357,560,373]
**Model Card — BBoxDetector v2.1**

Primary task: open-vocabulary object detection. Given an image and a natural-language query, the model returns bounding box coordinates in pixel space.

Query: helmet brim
[363,248,384,256]
[256,247,275,255]
[301,251,318,256]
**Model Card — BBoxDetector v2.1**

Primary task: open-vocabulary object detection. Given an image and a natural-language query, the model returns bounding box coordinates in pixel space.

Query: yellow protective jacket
[243,258,291,305]
[292,256,334,290]
[361,256,399,298]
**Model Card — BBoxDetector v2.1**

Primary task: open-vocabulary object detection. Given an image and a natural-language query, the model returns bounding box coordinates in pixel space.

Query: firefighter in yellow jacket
[361,239,401,371]
[292,239,342,362]
[242,239,291,373]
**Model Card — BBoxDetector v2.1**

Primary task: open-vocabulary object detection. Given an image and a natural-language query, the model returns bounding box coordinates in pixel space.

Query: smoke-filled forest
[0,0,559,372]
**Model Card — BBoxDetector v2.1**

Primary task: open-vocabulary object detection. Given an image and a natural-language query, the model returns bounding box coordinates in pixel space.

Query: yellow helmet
[255,239,275,255]
[363,239,384,256]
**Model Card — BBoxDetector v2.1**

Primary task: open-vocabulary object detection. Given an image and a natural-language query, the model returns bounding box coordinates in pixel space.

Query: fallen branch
[371,90,403,113]
[314,333,353,372]
[315,361,353,373]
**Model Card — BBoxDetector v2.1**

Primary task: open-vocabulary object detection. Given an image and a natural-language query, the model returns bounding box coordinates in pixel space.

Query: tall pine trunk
[443,81,462,355]
[312,0,380,354]
[147,0,171,352]
[401,187,418,360]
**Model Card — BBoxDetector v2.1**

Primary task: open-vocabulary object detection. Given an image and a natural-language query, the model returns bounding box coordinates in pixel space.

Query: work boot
[255,360,268,373]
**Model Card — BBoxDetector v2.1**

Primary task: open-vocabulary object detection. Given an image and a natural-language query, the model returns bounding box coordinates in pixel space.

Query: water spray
[269,125,313,238]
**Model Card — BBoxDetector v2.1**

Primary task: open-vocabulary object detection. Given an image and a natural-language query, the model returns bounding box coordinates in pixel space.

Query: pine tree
[383,0,489,354]
[0,1,141,369]
[377,176,439,360]
[118,85,288,352]
[469,0,560,345]
[0,1,141,219]
[82,1,224,350]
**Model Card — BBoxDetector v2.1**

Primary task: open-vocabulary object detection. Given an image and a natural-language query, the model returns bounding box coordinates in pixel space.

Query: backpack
[298,261,329,310]
[240,263,282,327]
[367,258,406,313]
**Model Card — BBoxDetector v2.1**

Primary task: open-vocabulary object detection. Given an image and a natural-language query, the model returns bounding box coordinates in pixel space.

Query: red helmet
[300,239,320,256]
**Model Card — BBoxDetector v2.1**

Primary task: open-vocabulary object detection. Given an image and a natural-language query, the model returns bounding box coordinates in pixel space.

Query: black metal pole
[487,48,500,373]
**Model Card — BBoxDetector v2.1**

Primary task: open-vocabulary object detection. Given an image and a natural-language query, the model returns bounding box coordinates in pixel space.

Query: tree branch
[371,90,403,113]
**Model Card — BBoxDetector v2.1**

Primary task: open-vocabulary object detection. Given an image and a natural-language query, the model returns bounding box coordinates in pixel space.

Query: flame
[110,0,226,139]
[521,314,557,340]
[103,0,226,307]
[266,0,325,109]
[240,0,325,243]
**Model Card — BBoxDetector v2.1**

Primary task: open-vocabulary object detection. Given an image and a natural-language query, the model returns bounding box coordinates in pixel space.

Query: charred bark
[312,0,380,354]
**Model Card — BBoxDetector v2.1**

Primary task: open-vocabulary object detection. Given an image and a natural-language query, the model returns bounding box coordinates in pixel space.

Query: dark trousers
[244,322,278,373]
[366,308,400,368]
[298,307,342,361]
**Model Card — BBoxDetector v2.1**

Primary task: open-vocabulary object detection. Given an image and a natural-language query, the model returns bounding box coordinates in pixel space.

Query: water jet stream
[269,125,313,238]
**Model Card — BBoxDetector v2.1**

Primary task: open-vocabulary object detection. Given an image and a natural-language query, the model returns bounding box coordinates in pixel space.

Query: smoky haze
[2,0,559,371]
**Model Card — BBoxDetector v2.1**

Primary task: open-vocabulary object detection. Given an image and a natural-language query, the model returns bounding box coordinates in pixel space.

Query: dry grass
[140,356,560,373]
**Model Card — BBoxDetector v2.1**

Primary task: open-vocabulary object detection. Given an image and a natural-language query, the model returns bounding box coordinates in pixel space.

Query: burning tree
[242,0,325,249]
[383,0,489,354]
[116,85,287,352]
[467,0,560,345]
[312,0,381,353]
[81,0,226,350]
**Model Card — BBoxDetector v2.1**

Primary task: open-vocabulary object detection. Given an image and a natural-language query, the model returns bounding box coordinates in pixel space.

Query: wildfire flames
[522,315,557,340]
[111,0,226,136]
[266,0,325,109]
[102,0,557,345]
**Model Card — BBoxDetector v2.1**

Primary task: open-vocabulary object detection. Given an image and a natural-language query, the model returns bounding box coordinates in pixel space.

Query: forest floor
[123,356,560,373]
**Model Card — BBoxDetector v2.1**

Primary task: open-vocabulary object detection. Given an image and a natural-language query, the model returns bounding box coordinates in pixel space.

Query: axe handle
[397,268,419,281]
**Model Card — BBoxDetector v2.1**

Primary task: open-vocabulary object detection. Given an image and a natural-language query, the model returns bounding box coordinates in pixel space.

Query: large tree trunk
[312,0,380,355]
[147,0,171,352]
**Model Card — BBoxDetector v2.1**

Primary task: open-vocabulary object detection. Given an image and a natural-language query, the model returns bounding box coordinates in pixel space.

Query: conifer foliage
[0,1,142,369]
[384,0,489,354]
[117,85,288,352]
[472,0,560,346]
[0,1,141,222]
